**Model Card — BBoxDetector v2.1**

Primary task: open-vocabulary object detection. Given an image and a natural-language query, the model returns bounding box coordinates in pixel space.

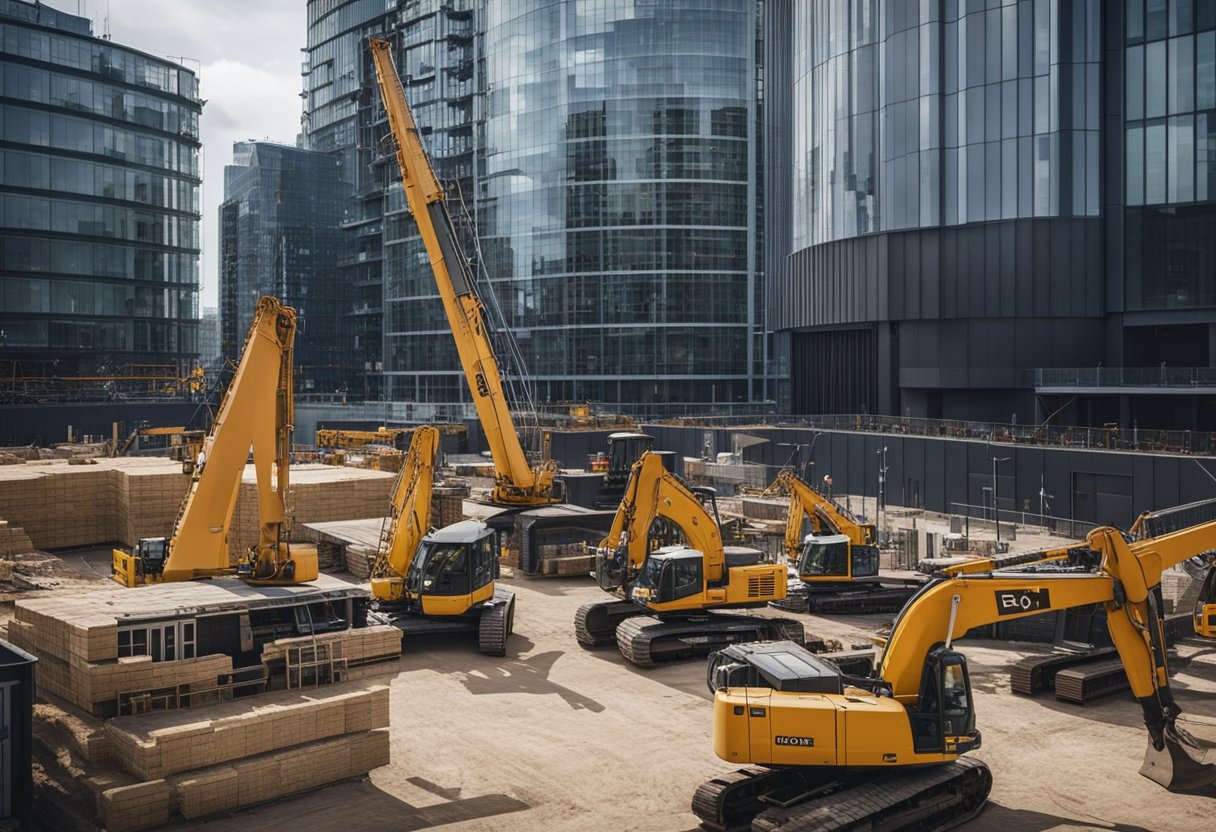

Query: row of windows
[0,22,199,100]
[385,326,751,377]
[1,194,198,248]
[2,235,200,283]
[1,105,199,176]
[2,276,195,319]
[0,316,198,353]
[1126,114,1216,206]
[1127,0,1216,44]
[1126,33,1216,121]
[384,373,753,408]
[1,149,200,214]
[1,60,200,138]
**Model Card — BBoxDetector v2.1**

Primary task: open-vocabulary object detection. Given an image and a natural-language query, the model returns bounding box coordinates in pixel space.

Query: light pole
[992,455,1010,546]
[876,445,888,539]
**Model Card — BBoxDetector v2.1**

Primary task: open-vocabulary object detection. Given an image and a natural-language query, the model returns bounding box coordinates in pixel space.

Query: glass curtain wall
[480,0,764,410]
[1125,0,1216,309]
[792,0,1099,250]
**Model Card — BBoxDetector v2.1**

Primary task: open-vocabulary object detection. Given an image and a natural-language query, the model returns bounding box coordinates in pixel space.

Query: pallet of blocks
[540,543,596,576]
[89,681,391,830]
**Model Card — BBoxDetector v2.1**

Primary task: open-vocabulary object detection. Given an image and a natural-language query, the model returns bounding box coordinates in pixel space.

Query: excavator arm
[879,520,1216,788]
[155,296,313,584]
[598,452,727,587]
[776,470,875,560]
[370,426,440,602]
[368,37,557,507]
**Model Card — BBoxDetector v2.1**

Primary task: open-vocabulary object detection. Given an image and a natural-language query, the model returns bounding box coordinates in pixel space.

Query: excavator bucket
[1140,725,1216,792]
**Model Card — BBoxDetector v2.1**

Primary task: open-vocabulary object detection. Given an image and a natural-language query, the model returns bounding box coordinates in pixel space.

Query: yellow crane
[369,36,559,509]
[111,296,318,587]
[367,425,515,654]
[574,451,799,666]
[697,519,1216,829]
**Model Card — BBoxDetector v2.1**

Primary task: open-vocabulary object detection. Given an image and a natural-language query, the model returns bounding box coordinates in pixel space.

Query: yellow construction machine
[574,451,802,667]
[367,425,515,654]
[369,36,560,510]
[696,519,1216,830]
[769,470,924,614]
[111,296,319,587]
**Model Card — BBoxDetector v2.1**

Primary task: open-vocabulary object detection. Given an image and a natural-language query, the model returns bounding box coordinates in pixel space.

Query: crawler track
[616,614,805,668]
[693,757,992,832]
[771,584,919,615]
[477,591,515,656]
[574,600,638,647]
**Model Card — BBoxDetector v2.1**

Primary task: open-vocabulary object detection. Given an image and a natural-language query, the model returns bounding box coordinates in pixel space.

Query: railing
[949,501,1098,542]
[1036,367,1216,389]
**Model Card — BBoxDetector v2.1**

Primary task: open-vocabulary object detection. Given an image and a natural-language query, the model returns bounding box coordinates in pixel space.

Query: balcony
[1035,367,1216,394]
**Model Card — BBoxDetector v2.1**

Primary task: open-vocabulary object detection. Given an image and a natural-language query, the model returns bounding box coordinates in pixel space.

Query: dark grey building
[219,141,344,392]
[766,1,1216,431]
[0,0,202,383]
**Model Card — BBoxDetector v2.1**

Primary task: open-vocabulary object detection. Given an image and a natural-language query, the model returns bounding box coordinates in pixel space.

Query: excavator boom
[368,36,556,507]
[370,426,440,602]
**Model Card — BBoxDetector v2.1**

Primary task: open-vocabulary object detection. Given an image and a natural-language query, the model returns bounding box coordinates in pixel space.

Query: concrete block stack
[539,543,595,576]
[0,518,34,557]
[93,682,390,830]
[345,544,378,578]
[230,464,394,555]
[116,465,190,545]
[257,625,402,678]
[432,482,470,528]
[741,496,789,521]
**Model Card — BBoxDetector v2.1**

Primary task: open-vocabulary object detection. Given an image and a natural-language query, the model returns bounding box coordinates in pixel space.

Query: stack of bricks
[94,682,390,830]
[116,465,190,546]
[432,483,471,528]
[231,464,394,555]
[740,496,789,522]
[539,542,596,576]
[0,518,34,557]
[345,544,378,579]
[6,601,233,717]
[257,625,402,677]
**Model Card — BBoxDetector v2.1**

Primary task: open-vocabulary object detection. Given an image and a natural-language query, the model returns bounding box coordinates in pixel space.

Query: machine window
[800,541,849,576]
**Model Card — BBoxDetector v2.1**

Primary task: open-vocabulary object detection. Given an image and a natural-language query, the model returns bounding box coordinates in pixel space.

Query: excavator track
[616,614,805,668]
[1009,647,1117,696]
[477,591,515,657]
[771,584,919,616]
[574,600,639,647]
[692,757,992,832]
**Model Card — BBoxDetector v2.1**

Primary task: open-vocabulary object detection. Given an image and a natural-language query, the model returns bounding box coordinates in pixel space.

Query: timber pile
[0,459,393,552]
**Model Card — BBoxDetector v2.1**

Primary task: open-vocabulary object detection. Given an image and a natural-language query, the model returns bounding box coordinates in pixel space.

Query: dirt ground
[158,573,1216,832]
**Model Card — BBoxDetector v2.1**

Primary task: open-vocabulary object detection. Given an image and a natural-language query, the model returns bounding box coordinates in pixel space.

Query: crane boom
[368,36,557,507]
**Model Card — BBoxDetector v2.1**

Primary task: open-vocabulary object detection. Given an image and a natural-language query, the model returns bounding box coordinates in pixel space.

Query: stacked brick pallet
[0,459,393,553]
[0,518,34,557]
[432,482,471,528]
[230,464,394,555]
[93,682,390,830]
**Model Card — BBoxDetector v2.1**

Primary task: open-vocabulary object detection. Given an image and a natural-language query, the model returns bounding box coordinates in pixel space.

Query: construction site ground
[51,573,1203,832]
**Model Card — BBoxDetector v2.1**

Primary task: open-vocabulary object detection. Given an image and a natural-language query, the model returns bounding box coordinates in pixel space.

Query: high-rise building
[766,1,1215,430]
[218,141,344,392]
[0,0,203,379]
[304,0,771,415]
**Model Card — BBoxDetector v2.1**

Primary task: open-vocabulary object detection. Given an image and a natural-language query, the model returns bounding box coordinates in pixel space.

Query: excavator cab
[797,534,879,580]
[630,548,705,607]
[111,537,169,587]
[402,520,498,617]
[1195,566,1216,639]
[909,646,980,755]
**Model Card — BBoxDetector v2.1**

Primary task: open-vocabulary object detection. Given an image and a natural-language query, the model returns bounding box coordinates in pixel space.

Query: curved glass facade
[0,4,201,371]
[792,0,1099,249]
[476,0,766,409]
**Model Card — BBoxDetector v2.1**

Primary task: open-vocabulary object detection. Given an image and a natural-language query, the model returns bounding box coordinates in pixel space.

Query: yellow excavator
[696,518,1216,830]
[574,451,801,667]
[769,470,924,614]
[111,296,319,587]
[366,425,515,654]
[369,36,560,511]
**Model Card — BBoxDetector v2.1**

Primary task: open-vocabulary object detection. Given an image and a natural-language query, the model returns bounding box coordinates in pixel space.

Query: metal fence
[1036,366,1216,389]
[948,501,1097,541]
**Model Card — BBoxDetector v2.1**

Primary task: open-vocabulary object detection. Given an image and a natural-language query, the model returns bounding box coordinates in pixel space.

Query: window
[117,620,194,661]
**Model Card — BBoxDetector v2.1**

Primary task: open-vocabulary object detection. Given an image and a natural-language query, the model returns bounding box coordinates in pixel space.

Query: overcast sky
[77,0,304,310]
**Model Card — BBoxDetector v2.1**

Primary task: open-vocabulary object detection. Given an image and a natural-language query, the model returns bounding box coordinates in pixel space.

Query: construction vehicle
[1195,559,1216,638]
[768,470,923,614]
[695,519,1216,831]
[316,426,410,451]
[111,296,319,588]
[574,451,802,667]
[369,36,560,510]
[367,425,515,655]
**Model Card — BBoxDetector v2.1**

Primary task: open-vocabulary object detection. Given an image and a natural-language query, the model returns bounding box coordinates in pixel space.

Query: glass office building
[768,0,1215,430]
[0,0,202,379]
[478,0,769,411]
[219,141,345,392]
